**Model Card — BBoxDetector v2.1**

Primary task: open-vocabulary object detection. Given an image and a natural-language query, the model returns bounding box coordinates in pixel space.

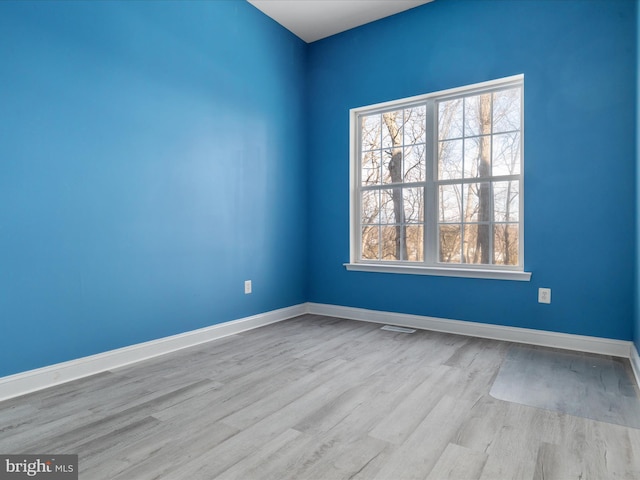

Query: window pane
[438,139,463,180]
[494,181,519,222]
[464,94,492,137]
[494,224,519,265]
[406,226,424,261]
[438,99,463,140]
[382,111,403,149]
[463,224,477,263]
[380,189,398,224]
[361,114,381,151]
[463,224,490,264]
[463,183,479,222]
[464,96,479,137]
[362,150,381,186]
[463,137,479,178]
[439,225,461,263]
[381,226,399,260]
[404,144,425,182]
[361,190,380,224]
[492,132,521,176]
[404,106,426,145]
[361,226,379,260]
[464,136,491,179]
[463,183,491,223]
[403,187,423,223]
[382,149,402,184]
[493,88,521,133]
[439,184,461,222]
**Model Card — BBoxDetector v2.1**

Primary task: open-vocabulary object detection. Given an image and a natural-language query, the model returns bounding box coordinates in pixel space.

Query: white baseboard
[0,304,306,402]
[631,344,640,389]
[306,303,633,359]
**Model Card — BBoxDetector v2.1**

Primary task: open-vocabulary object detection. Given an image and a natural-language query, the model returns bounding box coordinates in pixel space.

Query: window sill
[344,263,532,281]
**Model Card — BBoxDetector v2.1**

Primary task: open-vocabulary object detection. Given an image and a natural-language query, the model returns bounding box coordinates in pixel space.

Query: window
[347,75,530,280]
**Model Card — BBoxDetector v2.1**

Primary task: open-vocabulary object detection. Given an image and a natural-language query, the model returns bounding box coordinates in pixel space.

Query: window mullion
[424,99,437,265]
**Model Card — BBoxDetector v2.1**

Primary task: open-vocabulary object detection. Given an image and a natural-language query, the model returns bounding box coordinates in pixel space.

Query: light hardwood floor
[1,314,639,479]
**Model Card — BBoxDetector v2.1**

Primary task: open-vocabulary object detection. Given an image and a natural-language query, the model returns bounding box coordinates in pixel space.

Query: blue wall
[307,0,636,340]
[0,1,307,377]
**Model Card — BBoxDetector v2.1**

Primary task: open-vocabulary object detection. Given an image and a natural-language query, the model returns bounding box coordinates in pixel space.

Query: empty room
[1,0,640,478]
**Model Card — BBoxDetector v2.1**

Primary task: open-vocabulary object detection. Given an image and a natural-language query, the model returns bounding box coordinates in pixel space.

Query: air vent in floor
[380,325,416,334]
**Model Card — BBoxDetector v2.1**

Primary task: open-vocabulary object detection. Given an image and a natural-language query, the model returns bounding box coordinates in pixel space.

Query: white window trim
[344,262,532,281]
[347,75,531,281]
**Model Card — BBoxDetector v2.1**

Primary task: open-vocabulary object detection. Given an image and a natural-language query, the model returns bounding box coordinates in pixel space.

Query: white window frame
[345,75,531,281]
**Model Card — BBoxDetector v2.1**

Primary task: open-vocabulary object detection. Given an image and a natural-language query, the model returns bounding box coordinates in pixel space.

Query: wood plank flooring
[1,314,639,479]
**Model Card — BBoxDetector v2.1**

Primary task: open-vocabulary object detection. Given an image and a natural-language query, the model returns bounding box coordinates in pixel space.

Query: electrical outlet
[244,280,252,294]
[538,287,551,304]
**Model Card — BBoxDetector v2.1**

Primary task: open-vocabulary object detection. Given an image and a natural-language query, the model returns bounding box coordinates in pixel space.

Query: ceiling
[247,0,434,43]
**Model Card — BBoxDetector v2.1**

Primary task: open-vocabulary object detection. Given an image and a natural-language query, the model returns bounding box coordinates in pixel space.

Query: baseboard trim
[306,303,633,359]
[0,304,306,402]
[631,344,640,389]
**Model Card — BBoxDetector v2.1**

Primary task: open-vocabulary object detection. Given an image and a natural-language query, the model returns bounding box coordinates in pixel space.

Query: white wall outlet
[244,280,252,294]
[538,287,551,304]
